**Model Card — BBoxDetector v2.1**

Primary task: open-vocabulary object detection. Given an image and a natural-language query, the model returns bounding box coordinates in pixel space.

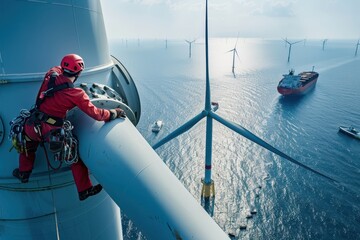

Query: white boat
[211,102,219,112]
[338,126,360,139]
[152,120,163,133]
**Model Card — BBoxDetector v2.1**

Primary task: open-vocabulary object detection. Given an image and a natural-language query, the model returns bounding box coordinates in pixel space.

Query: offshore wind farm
[111,36,360,239]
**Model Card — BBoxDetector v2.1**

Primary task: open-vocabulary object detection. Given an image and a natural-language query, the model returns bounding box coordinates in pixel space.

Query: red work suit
[19,66,111,192]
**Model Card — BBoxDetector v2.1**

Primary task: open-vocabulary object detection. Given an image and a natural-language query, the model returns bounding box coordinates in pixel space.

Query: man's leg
[71,158,102,201]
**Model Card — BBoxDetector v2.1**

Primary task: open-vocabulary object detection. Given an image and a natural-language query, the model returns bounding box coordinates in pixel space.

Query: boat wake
[317,57,359,73]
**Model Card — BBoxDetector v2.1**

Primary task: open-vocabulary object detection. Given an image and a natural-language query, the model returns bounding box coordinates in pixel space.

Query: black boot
[79,184,103,201]
[13,168,31,183]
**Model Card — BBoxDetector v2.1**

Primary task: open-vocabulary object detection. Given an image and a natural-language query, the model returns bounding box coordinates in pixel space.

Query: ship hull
[339,126,360,140]
[277,72,318,96]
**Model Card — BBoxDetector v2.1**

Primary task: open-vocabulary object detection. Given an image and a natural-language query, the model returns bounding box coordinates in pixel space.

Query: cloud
[251,0,295,17]
[102,0,360,39]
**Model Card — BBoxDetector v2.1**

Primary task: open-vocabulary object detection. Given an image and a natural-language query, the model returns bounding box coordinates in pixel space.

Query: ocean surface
[109,38,360,240]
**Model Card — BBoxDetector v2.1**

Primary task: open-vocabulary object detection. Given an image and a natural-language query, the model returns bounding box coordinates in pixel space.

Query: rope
[47,159,61,240]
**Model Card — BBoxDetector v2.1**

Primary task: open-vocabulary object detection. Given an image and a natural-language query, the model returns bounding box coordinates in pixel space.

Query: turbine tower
[227,37,240,76]
[185,39,196,58]
[154,1,336,215]
[322,39,328,50]
[355,40,360,57]
[283,39,302,62]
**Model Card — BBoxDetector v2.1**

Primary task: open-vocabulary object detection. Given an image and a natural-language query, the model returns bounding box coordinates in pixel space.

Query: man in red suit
[13,54,125,201]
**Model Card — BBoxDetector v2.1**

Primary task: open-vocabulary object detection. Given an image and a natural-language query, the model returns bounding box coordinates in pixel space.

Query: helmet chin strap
[63,69,81,83]
[73,74,79,83]
[73,70,82,83]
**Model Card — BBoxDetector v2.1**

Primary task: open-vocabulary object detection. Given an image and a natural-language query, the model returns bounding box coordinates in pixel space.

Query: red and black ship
[277,69,319,96]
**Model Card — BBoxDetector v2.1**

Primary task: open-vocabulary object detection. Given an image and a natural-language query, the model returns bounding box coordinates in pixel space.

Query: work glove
[109,108,126,120]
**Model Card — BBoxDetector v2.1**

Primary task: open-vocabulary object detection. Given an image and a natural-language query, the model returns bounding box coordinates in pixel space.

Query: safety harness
[34,72,74,126]
[9,71,78,167]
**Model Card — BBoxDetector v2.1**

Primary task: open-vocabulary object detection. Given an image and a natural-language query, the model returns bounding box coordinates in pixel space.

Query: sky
[101,0,360,40]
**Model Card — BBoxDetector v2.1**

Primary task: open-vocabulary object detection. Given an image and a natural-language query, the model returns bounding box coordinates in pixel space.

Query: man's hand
[109,108,126,120]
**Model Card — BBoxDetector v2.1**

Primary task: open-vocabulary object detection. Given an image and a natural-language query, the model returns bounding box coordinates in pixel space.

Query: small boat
[338,126,360,140]
[211,102,219,112]
[277,68,319,96]
[152,120,163,133]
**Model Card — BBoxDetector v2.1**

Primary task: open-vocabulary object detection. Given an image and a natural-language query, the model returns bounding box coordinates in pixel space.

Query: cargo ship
[277,69,319,96]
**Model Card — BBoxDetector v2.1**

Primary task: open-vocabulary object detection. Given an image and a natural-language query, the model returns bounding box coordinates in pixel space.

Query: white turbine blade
[293,40,303,45]
[283,38,291,45]
[153,112,206,149]
[235,34,239,48]
[235,49,240,60]
[210,112,338,183]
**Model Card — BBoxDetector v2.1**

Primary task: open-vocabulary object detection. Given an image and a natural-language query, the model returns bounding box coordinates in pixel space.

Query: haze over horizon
[101,0,360,41]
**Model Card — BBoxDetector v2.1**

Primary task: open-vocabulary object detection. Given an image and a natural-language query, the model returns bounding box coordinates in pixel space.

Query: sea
[109,38,360,240]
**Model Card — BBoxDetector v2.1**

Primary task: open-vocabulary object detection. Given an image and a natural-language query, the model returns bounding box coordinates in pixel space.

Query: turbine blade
[210,112,337,183]
[293,40,303,45]
[283,38,290,45]
[235,49,240,60]
[235,34,239,48]
[153,112,206,149]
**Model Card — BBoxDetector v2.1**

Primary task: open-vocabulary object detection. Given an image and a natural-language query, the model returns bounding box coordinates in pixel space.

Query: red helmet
[61,54,84,74]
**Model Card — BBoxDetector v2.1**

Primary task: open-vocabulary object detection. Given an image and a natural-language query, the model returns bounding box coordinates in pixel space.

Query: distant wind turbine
[355,40,360,57]
[227,37,240,76]
[322,39,328,50]
[283,39,302,62]
[185,39,195,58]
[165,38,168,49]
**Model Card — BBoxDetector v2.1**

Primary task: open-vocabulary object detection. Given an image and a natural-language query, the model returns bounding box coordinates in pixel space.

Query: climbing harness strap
[35,71,74,108]
[28,109,64,127]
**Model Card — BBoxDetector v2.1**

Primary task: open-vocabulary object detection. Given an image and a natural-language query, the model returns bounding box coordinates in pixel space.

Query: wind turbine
[283,39,302,62]
[355,40,360,56]
[227,37,240,76]
[154,0,337,216]
[185,39,196,58]
[322,39,328,50]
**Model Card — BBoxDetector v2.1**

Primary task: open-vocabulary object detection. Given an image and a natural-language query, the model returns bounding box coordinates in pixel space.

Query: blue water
[109,38,360,240]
